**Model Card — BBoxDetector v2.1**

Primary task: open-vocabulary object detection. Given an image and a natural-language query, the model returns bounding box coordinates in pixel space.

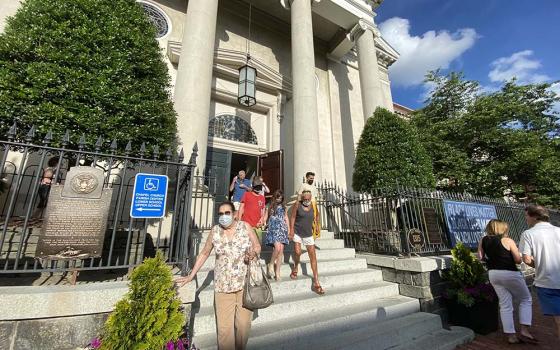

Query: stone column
[173,0,219,168]
[285,0,322,191]
[353,19,384,120]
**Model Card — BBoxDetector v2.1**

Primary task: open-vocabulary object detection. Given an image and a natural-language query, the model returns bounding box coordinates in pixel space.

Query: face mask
[253,185,263,192]
[307,180,314,185]
[276,198,283,203]
[219,214,233,228]
[302,200,311,207]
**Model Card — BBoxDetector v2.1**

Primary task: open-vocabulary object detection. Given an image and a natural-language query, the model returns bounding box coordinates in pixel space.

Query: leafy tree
[352,107,435,191]
[0,0,177,151]
[101,251,185,350]
[414,71,560,207]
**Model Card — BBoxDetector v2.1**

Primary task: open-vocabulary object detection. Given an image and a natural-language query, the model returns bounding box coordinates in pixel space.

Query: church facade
[0,0,399,198]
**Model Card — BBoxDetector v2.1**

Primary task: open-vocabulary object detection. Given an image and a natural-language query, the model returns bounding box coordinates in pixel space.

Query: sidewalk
[456,289,557,349]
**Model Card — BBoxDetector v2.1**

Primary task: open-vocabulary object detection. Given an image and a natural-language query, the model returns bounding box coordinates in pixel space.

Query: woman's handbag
[242,258,274,310]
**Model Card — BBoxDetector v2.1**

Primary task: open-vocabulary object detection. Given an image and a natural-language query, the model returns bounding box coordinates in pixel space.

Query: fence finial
[25,125,36,143]
[7,122,17,140]
[152,145,160,159]
[62,130,70,147]
[78,134,86,150]
[125,141,132,155]
[178,148,184,163]
[43,130,53,145]
[189,142,199,166]
[110,139,118,153]
[139,142,146,158]
[94,136,103,152]
[165,147,173,161]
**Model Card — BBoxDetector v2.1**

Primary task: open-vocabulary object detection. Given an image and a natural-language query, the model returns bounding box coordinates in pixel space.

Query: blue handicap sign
[130,173,168,218]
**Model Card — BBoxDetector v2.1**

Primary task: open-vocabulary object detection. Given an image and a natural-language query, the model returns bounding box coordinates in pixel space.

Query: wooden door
[258,150,283,199]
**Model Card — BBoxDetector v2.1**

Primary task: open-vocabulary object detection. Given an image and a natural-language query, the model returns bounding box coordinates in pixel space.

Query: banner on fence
[443,200,498,248]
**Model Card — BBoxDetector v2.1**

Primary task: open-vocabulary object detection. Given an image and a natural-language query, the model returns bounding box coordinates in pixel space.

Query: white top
[520,222,560,289]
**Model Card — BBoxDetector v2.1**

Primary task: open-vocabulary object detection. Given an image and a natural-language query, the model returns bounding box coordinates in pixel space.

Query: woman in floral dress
[264,190,290,280]
[176,201,261,350]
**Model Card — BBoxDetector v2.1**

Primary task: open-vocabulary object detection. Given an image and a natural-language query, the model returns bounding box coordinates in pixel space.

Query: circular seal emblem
[407,228,426,250]
[71,173,99,194]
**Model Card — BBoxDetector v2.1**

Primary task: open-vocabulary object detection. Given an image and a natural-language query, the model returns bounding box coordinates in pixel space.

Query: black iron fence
[0,125,197,276]
[317,183,560,256]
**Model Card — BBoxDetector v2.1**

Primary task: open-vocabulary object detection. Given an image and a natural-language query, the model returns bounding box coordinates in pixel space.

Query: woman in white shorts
[289,190,324,295]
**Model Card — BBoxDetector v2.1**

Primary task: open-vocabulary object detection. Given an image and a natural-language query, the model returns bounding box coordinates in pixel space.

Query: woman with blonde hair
[478,219,537,344]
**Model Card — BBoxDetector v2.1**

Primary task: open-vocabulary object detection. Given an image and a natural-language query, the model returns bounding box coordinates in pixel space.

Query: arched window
[138,1,170,38]
[208,115,258,145]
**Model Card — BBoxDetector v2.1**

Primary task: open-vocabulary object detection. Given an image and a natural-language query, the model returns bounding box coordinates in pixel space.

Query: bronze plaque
[422,207,443,244]
[407,228,426,249]
[35,167,112,259]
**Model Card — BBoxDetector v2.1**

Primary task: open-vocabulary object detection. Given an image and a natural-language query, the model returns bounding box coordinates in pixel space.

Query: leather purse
[242,258,273,310]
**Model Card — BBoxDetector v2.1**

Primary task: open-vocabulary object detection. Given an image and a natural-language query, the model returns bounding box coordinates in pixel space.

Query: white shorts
[293,233,314,246]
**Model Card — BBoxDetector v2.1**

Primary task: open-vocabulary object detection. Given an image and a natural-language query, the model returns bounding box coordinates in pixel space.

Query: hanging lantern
[238,62,257,107]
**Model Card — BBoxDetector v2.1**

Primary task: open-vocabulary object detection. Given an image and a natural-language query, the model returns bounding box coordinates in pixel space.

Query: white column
[287,0,322,191]
[354,20,384,120]
[173,0,219,168]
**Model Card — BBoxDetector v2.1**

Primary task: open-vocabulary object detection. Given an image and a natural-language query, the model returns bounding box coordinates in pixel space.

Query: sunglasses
[218,211,232,217]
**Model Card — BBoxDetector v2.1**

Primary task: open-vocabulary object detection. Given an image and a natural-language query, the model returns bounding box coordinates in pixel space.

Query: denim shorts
[536,286,560,316]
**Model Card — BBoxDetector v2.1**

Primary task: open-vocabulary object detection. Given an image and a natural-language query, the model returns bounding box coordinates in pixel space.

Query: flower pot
[446,297,499,335]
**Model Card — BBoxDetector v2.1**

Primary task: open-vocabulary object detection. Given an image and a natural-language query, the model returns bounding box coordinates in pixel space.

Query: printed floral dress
[265,206,289,246]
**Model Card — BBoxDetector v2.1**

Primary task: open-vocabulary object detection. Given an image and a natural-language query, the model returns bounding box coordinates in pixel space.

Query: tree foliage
[352,107,435,191]
[0,0,177,151]
[101,251,185,350]
[413,71,560,207]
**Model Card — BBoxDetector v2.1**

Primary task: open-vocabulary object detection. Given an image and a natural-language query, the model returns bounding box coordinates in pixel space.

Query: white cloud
[488,50,550,84]
[378,17,477,87]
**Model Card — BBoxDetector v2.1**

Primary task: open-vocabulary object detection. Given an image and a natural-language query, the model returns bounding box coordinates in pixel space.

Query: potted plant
[443,242,499,335]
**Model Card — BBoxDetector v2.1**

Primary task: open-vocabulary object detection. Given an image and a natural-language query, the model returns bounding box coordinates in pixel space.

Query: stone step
[194,295,421,349]
[199,248,356,269]
[195,269,383,306]
[191,230,336,247]
[261,238,345,251]
[388,326,474,350]
[195,257,369,283]
[193,281,401,335]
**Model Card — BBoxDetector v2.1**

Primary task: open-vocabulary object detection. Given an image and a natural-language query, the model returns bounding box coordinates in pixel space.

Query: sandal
[519,334,539,345]
[313,282,325,295]
[290,270,298,280]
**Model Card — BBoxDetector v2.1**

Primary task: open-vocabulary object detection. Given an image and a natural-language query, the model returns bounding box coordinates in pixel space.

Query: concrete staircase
[190,229,474,350]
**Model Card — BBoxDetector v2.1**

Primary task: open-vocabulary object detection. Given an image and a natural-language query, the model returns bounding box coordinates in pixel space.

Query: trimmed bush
[100,251,185,350]
[0,0,177,150]
[352,107,435,191]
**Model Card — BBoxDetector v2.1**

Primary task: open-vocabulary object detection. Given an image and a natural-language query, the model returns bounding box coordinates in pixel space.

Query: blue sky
[375,0,560,109]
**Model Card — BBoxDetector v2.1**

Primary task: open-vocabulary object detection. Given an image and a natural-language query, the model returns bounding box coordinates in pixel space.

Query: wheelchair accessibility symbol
[144,178,159,191]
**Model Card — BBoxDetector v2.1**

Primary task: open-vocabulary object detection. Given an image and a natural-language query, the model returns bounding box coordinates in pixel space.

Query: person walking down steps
[264,190,290,281]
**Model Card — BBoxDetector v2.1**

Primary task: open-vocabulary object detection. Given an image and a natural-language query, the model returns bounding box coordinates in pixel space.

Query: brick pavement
[456,289,557,350]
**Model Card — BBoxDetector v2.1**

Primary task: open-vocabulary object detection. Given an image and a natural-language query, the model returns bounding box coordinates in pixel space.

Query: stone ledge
[0,280,196,321]
[357,253,452,272]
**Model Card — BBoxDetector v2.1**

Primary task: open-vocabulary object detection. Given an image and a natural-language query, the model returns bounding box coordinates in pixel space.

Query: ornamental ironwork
[139,2,169,38]
[208,115,258,145]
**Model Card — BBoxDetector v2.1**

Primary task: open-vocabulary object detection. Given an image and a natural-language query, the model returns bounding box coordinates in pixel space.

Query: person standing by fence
[478,219,536,344]
[521,205,560,340]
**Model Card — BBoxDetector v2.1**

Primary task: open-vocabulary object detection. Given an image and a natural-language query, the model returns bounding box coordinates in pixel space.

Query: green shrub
[352,107,435,192]
[101,251,185,350]
[0,0,177,151]
[443,242,494,307]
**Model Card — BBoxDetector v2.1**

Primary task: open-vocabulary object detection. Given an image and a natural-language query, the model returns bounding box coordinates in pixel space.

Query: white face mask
[302,200,311,207]
[219,214,233,228]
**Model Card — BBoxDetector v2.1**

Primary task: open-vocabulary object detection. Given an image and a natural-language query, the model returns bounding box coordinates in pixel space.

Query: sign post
[442,200,497,248]
[130,173,169,219]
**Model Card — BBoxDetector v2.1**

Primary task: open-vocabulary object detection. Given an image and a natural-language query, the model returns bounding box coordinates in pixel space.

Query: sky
[375,0,560,110]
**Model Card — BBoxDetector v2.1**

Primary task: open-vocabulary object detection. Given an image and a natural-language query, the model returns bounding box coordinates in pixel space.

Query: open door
[258,150,284,200]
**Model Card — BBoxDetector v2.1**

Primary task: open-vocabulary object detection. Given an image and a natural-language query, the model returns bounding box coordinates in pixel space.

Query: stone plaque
[423,207,443,244]
[35,166,112,259]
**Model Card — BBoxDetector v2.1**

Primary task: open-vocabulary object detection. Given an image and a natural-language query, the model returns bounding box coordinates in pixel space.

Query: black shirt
[481,235,518,271]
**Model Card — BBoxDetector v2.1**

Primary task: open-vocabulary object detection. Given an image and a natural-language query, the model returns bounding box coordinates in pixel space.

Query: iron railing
[317,182,560,256]
[0,125,197,276]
